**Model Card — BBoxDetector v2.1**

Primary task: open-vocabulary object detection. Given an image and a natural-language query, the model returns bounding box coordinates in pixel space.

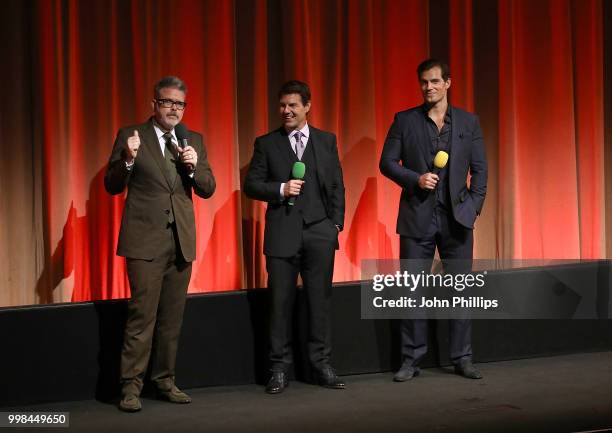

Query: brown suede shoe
[119,393,142,412]
[157,385,192,404]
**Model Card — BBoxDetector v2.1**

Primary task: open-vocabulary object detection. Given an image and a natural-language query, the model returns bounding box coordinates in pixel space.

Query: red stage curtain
[498,0,604,259]
[573,0,605,259]
[0,0,608,306]
[33,0,244,303]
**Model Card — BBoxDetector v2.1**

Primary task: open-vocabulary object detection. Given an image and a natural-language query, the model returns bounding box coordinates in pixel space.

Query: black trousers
[399,206,473,367]
[120,224,192,395]
[266,218,338,373]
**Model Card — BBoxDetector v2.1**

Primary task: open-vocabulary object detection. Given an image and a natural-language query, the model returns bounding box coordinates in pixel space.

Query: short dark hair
[417,58,450,81]
[278,80,311,105]
[154,76,187,99]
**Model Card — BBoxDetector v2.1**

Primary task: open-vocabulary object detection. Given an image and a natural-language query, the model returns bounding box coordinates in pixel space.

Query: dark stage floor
[5,352,612,433]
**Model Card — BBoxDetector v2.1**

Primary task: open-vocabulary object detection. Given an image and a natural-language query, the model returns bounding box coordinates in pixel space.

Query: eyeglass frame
[155,98,187,110]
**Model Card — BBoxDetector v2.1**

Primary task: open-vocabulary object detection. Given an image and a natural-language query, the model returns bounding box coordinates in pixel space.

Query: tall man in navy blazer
[244,80,346,394]
[379,59,487,381]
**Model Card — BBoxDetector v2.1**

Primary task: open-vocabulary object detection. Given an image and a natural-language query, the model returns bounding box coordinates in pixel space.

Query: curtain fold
[0,0,607,307]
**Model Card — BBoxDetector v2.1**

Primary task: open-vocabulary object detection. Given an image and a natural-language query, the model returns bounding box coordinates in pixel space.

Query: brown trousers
[120,225,192,395]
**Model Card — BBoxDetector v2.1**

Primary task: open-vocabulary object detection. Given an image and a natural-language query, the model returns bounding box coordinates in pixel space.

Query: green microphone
[288,161,306,206]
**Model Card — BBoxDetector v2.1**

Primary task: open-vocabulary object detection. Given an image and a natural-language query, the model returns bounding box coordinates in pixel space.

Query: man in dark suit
[244,80,345,394]
[379,59,487,382]
[105,76,215,411]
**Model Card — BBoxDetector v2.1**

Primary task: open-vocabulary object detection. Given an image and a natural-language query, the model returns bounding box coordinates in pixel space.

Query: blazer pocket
[328,218,339,235]
[459,131,473,141]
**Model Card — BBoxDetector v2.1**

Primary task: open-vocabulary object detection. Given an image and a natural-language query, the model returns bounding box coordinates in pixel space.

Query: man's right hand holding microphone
[283,179,305,198]
[419,150,448,191]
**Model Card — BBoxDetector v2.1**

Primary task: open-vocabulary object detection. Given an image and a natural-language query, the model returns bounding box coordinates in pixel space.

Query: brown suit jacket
[104,118,215,261]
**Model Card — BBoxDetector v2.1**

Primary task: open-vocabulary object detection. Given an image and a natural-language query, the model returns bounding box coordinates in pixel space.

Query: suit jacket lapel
[308,128,326,188]
[275,127,298,168]
[416,109,432,170]
[449,106,459,173]
[143,119,174,189]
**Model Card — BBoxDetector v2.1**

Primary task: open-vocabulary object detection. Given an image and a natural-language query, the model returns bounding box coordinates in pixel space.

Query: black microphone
[174,123,194,171]
[175,123,189,149]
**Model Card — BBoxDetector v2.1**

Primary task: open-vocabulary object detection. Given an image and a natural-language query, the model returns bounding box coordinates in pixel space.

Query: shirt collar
[421,104,452,121]
[289,123,309,140]
[153,121,177,142]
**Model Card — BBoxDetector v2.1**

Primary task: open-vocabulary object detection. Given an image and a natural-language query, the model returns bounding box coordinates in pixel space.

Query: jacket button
[165,209,170,214]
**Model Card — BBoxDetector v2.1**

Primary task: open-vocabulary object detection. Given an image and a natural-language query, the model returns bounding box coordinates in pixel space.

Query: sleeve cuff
[280,183,286,200]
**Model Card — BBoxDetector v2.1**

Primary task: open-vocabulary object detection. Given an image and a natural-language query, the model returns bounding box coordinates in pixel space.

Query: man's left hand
[178,145,197,171]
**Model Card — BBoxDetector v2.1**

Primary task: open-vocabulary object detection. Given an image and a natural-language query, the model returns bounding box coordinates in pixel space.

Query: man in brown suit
[105,76,215,412]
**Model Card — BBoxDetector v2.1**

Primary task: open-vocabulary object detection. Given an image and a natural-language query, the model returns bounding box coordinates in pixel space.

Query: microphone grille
[433,151,449,169]
[175,123,189,141]
[292,161,306,179]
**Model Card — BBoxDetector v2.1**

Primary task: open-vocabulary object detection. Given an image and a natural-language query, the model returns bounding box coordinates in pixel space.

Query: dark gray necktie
[163,133,177,185]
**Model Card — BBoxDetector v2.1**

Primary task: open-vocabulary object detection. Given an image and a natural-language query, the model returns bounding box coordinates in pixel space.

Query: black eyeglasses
[156,99,187,110]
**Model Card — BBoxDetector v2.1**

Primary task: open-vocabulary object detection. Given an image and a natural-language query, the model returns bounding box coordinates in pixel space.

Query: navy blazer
[379,105,487,237]
[244,126,345,257]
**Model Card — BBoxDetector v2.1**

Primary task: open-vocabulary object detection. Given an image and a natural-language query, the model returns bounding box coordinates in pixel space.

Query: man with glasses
[105,76,215,412]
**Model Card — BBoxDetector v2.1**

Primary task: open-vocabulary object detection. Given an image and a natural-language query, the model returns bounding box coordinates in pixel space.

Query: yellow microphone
[433,150,449,174]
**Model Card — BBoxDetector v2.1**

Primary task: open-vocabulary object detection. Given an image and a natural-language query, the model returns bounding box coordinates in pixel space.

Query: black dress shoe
[393,363,420,382]
[317,366,345,389]
[454,360,483,379]
[265,372,288,394]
